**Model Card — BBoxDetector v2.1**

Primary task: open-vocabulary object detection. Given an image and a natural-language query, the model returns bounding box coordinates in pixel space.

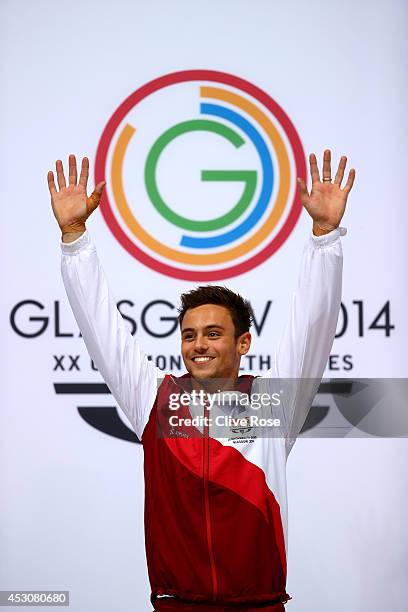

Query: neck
[190,376,239,394]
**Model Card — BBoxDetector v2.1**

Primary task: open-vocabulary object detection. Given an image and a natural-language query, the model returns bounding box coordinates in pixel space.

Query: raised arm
[48,155,159,439]
[270,150,355,453]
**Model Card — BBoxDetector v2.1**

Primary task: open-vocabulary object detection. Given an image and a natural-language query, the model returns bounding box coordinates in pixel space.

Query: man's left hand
[297,149,356,236]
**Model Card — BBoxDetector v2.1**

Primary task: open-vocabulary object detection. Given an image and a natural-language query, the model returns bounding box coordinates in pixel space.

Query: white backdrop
[1,0,407,610]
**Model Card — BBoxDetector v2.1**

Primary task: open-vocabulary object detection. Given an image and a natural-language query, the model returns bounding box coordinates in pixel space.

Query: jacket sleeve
[269,226,345,455]
[60,230,160,440]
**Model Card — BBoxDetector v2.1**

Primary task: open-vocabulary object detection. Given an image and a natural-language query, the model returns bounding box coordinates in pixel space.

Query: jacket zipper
[203,399,218,600]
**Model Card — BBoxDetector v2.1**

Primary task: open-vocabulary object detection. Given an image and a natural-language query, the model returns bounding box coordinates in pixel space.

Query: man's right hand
[47,154,106,243]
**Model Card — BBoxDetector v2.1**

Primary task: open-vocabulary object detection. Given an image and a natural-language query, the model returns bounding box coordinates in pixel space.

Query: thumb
[87,181,106,215]
[94,180,106,196]
[297,177,309,207]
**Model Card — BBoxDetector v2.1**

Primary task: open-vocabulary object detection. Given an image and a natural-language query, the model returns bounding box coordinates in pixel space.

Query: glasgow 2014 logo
[95,70,306,280]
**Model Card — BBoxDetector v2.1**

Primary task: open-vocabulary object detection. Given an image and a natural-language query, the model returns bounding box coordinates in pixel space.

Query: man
[47,151,355,611]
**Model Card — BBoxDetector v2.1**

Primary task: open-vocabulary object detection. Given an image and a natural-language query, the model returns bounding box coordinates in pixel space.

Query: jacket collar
[170,372,255,395]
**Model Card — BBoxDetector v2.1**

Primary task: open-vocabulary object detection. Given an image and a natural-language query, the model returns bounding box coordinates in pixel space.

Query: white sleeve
[60,230,160,440]
[269,226,345,454]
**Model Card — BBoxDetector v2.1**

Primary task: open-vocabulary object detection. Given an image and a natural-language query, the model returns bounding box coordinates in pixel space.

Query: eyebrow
[181,324,225,334]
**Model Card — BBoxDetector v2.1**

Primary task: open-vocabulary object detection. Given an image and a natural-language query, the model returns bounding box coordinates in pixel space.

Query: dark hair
[178,285,254,338]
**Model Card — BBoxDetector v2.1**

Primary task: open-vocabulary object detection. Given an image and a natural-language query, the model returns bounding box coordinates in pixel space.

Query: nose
[193,334,209,353]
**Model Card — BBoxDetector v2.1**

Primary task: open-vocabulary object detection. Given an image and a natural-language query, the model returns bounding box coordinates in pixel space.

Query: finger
[334,155,347,185]
[47,171,57,196]
[297,177,309,205]
[68,154,77,185]
[342,168,356,194]
[322,149,331,181]
[309,153,320,183]
[55,159,66,189]
[78,157,89,189]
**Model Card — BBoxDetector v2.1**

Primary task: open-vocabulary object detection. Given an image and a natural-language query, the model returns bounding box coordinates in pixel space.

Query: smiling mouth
[191,356,215,363]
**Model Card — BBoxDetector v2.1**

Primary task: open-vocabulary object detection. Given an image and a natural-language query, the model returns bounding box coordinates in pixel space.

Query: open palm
[297,150,355,234]
[47,155,106,234]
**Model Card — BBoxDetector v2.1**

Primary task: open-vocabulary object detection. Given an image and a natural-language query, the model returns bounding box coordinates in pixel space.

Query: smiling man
[48,151,354,611]
[179,286,252,387]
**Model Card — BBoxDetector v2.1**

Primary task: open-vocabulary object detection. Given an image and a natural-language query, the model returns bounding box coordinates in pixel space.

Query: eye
[183,334,194,341]
[208,331,220,338]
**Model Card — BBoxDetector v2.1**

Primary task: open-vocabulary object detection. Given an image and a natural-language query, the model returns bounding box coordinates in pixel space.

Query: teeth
[193,357,213,363]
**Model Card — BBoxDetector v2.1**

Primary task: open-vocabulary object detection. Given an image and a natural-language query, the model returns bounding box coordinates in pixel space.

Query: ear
[237,332,251,356]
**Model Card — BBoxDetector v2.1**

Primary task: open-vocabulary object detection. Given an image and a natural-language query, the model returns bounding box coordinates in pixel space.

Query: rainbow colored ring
[95,70,306,280]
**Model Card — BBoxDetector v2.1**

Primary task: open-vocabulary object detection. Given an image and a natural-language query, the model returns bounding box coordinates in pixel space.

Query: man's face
[181,304,251,383]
